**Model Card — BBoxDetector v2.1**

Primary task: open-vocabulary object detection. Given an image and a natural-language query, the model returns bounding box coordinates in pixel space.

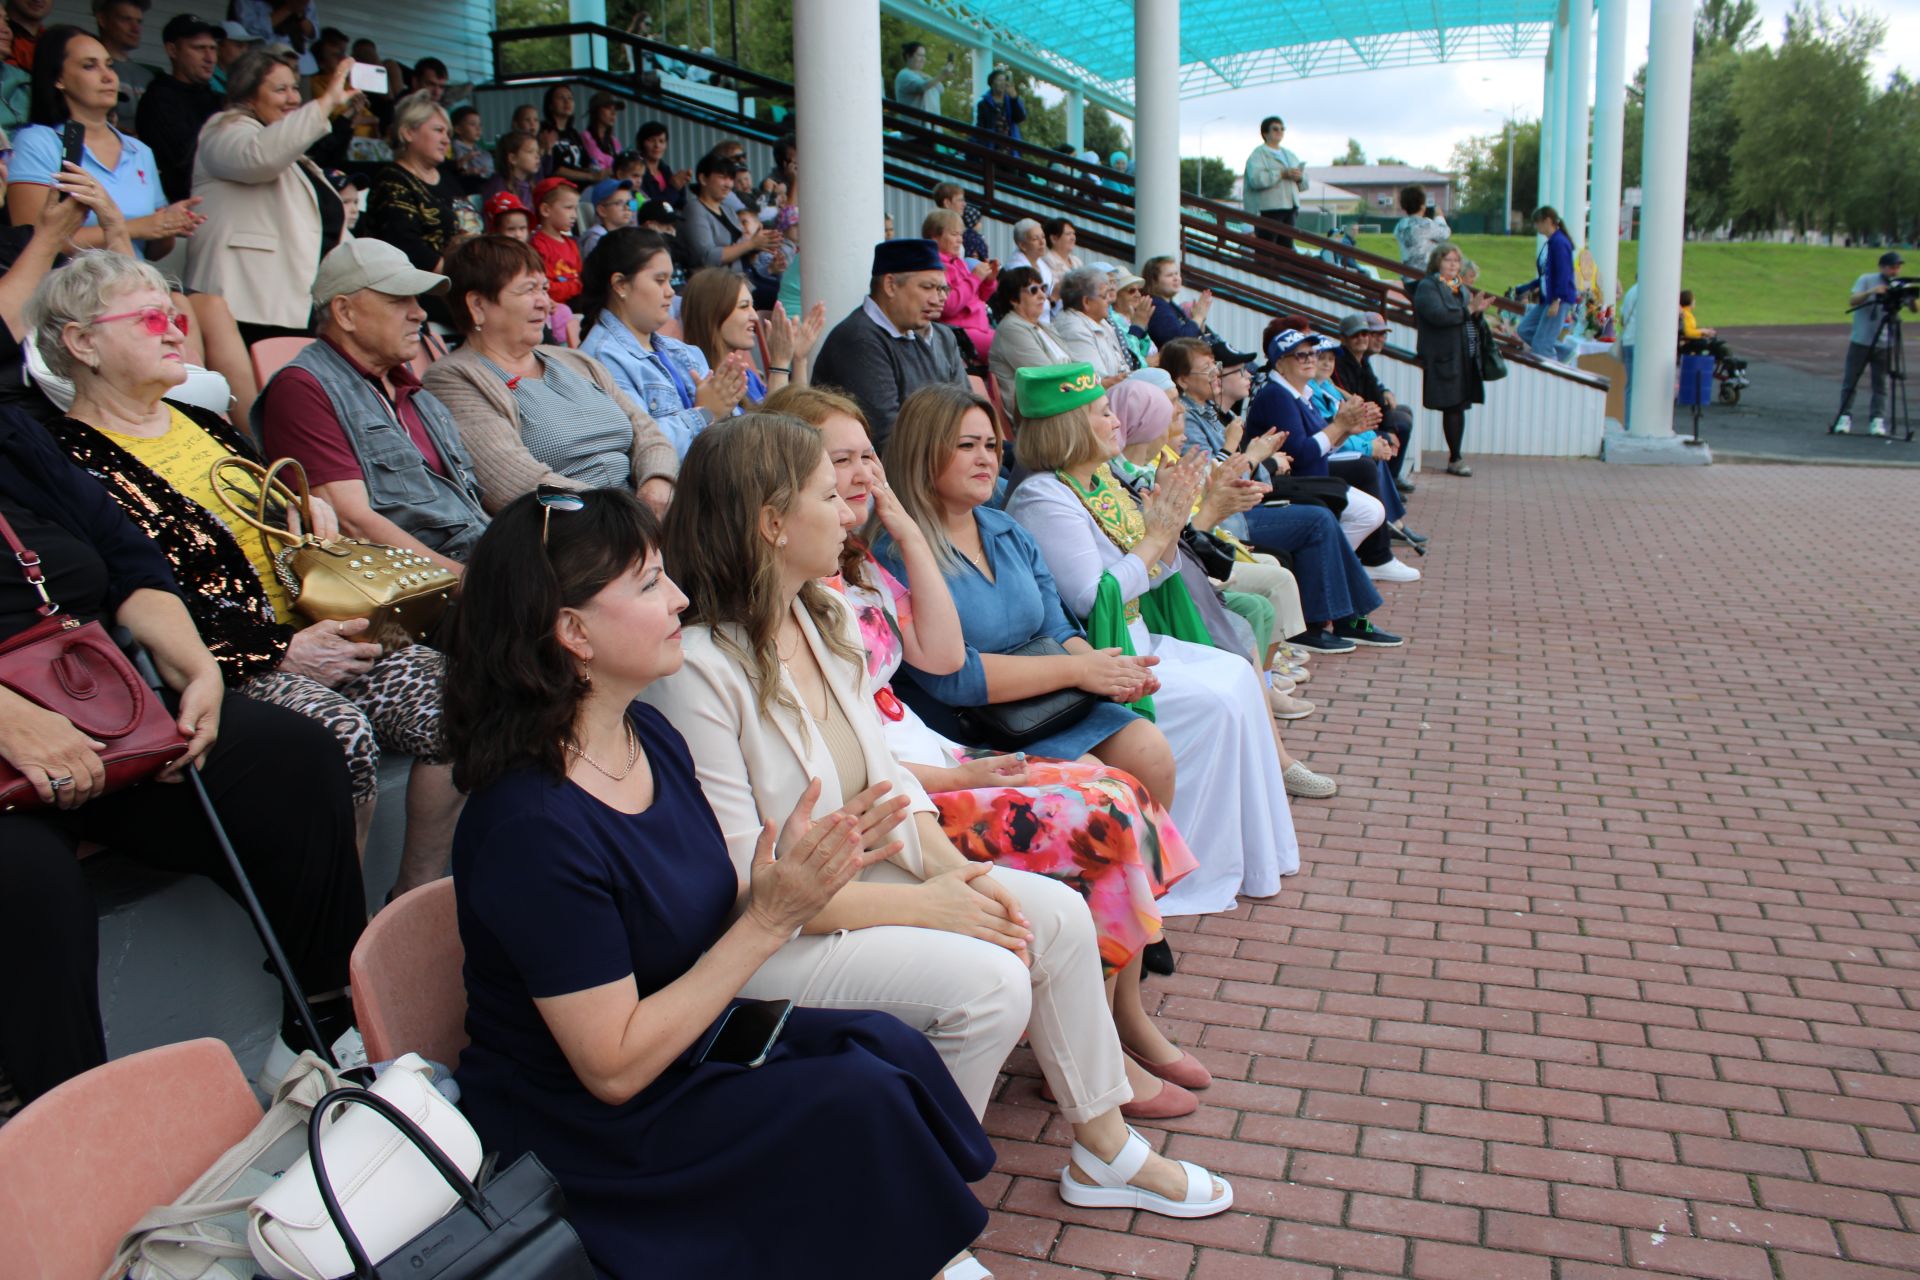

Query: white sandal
[1058,1126,1233,1218]
[943,1253,993,1280]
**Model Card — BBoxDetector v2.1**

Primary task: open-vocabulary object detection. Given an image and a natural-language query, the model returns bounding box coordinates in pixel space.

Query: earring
[776,535,788,547]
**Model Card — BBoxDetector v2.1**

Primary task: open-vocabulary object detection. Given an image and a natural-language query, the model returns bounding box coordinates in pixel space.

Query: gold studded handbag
[209,456,458,652]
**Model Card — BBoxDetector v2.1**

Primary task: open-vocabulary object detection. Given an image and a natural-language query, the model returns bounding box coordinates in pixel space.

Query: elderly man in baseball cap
[255,240,491,573]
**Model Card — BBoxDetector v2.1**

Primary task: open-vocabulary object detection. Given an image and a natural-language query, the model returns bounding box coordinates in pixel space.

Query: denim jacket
[578,312,714,458]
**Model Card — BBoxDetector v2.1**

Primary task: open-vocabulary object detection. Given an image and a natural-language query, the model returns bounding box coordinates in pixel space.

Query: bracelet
[768,365,791,374]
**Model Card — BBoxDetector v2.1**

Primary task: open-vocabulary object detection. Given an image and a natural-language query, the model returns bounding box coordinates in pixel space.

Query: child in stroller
[1678,289,1750,402]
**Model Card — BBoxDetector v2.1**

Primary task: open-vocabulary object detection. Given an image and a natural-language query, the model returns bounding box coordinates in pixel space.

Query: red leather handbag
[0,506,189,812]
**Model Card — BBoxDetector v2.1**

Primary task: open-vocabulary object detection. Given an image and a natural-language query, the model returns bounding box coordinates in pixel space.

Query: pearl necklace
[567,718,640,781]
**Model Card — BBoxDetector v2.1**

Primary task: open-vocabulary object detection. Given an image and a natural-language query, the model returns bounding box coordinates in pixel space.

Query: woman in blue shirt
[6,27,202,257]
[1515,205,1578,360]
[577,228,745,457]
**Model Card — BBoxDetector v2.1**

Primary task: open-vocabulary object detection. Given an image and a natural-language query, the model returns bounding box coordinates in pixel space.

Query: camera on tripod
[1854,277,1920,313]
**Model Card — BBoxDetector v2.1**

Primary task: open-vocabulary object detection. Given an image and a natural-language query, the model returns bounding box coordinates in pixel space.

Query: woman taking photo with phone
[183,48,355,345]
[444,487,996,1280]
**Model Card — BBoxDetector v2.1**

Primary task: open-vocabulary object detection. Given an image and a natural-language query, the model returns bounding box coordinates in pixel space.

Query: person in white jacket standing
[1242,116,1305,249]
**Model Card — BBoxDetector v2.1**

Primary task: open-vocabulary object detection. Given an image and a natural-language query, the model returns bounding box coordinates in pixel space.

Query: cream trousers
[738,863,1132,1125]
[1227,553,1307,645]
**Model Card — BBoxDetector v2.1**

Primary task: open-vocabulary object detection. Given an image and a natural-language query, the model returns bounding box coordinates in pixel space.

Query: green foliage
[1727,2,1882,236]
[1694,0,1762,50]
[497,0,565,75]
[1375,155,1407,166]
[1334,138,1366,165]
[1182,156,1235,199]
[1450,118,1538,226]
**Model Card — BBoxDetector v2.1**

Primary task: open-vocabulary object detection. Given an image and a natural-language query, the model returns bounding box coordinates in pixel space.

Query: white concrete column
[1133,0,1182,262]
[1589,0,1628,300]
[1538,27,1558,211]
[1067,83,1086,151]
[1627,0,1695,439]
[569,0,607,72]
[973,38,993,101]
[795,0,884,322]
[1552,1,1573,213]
[1566,0,1593,246]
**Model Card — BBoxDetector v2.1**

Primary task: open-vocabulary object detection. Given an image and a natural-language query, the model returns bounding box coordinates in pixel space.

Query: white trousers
[1129,623,1299,916]
[1227,554,1307,645]
[739,863,1131,1124]
[1337,485,1385,551]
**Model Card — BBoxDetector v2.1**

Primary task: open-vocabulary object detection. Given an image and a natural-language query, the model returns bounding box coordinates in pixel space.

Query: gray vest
[256,340,490,562]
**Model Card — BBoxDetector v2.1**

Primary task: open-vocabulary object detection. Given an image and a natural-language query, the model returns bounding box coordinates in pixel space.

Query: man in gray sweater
[811,238,969,450]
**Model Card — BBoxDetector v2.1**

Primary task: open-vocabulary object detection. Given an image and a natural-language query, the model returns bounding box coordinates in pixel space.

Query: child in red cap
[530,176,583,306]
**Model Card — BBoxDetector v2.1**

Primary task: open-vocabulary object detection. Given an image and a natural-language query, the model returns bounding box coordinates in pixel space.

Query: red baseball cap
[532,176,578,206]
[483,191,530,226]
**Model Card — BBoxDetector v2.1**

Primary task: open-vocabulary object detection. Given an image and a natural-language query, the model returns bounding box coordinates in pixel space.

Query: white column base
[1602,426,1712,464]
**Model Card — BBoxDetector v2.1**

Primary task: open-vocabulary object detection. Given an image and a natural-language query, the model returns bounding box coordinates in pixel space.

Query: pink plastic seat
[350,878,469,1068]
[249,335,315,387]
[0,1038,263,1280]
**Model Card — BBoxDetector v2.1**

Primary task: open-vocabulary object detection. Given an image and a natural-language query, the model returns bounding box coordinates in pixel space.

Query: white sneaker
[1365,558,1422,583]
[1283,760,1339,799]
[1869,417,1888,436]
[1834,414,1852,434]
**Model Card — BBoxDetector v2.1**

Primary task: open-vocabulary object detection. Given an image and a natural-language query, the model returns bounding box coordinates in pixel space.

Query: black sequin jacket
[45,405,294,681]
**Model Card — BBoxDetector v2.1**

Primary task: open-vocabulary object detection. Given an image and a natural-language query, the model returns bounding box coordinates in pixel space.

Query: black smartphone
[695,998,793,1068]
[54,120,84,200]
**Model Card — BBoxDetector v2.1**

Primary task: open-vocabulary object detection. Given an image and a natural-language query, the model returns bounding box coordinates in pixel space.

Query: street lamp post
[1193,114,1225,196]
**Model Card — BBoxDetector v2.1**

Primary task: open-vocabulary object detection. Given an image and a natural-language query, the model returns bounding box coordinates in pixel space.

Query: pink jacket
[940,251,995,359]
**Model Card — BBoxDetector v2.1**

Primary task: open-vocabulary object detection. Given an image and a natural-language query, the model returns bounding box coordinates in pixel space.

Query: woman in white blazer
[184,50,354,343]
[641,413,1233,1225]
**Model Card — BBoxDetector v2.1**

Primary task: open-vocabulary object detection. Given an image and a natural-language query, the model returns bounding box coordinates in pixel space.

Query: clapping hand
[693,355,749,418]
[1140,447,1208,536]
[744,780,889,938]
[1244,428,1283,470]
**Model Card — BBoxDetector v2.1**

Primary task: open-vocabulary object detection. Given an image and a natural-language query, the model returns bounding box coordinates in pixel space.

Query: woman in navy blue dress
[443,487,994,1280]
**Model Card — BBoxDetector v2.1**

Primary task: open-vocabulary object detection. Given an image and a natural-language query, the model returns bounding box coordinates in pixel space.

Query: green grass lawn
[1353,235,1888,327]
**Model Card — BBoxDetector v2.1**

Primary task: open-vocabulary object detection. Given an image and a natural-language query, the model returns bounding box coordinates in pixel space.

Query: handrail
[489,22,1577,381]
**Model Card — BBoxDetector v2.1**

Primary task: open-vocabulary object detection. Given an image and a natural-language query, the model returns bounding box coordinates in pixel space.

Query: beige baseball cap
[312,239,450,307]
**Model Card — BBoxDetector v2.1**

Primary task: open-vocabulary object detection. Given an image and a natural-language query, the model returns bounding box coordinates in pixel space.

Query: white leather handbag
[247,1054,482,1280]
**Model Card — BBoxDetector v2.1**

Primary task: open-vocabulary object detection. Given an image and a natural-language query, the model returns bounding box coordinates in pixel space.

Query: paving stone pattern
[970,458,1920,1279]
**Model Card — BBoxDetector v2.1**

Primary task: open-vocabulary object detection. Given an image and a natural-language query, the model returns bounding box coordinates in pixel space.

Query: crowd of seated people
[0,42,1466,1274]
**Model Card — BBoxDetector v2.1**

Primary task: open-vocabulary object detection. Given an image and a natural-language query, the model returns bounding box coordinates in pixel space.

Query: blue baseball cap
[1267,329,1314,362]
[587,178,634,207]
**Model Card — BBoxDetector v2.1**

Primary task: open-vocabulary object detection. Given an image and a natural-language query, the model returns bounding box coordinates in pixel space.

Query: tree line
[1451,0,1917,243]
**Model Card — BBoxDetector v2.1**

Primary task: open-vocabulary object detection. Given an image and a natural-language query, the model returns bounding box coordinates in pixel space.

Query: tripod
[1833,299,1914,442]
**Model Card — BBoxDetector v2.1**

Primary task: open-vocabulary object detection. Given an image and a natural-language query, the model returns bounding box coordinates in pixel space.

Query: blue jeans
[1235,503,1383,627]
[1620,345,1634,429]
[1518,301,1565,358]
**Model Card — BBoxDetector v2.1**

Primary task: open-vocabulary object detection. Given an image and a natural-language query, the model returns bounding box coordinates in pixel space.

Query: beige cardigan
[421,343,678,513]
[184,101,340,330]
[640,597,936,887]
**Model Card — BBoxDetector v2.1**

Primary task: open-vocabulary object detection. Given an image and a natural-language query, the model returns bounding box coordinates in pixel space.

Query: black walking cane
[122,635,336,1066]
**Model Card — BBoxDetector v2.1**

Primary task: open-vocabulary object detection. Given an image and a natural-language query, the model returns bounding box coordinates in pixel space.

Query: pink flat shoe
[1125,1046,1213,1090]
[1037,1077,1200,1118]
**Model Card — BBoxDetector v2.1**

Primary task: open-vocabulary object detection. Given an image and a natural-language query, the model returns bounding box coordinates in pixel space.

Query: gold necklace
[567,718,640,781]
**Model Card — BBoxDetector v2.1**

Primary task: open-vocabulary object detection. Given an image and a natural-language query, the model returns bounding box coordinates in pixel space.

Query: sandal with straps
[1059,1126,1233,1218]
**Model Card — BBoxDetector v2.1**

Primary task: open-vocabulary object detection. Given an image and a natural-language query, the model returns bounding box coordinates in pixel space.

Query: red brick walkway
[974,459,1920,1279]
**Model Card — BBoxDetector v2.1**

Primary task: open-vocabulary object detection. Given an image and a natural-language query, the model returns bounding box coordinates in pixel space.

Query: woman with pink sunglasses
[31,250,463,915]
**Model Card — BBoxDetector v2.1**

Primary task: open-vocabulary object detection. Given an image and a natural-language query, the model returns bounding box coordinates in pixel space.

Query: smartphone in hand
[349,62,390,95]
[696,998,793,1068]
[54,120,83,201]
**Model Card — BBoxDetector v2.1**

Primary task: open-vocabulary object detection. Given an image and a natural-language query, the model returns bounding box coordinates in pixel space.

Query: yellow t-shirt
[101,408,296,623]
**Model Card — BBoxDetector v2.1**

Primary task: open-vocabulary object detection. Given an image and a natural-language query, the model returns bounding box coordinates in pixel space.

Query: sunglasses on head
[536,485,586,547]
[93,306,190,337]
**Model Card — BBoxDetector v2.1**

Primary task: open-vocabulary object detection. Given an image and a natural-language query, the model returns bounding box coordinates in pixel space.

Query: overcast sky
[1164,0,1920,170]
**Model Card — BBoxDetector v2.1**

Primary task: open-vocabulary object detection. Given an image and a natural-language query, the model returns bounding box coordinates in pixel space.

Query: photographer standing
[1835,250,1913,436]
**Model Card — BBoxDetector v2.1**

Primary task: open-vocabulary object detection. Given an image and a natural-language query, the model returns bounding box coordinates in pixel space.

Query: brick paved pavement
[972,459,1920,1279]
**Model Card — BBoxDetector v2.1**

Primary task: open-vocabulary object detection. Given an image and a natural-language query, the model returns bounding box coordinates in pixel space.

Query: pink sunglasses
[93,307,191,337]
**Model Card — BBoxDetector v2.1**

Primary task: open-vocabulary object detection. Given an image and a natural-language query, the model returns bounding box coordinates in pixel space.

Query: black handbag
[1477,317,1509,381]
[307,1088,595,1280]
[1179,526,1238,580]
[955,635,1100,750]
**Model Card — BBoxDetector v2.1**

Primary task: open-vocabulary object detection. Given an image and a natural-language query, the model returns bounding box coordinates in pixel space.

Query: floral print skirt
[933,756,1197,974]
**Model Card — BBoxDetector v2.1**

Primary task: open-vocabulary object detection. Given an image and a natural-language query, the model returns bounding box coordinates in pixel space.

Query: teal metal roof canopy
[889,0,1555,100]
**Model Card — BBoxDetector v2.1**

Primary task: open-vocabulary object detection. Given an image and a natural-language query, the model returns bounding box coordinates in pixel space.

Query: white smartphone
[348,62,390,95]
